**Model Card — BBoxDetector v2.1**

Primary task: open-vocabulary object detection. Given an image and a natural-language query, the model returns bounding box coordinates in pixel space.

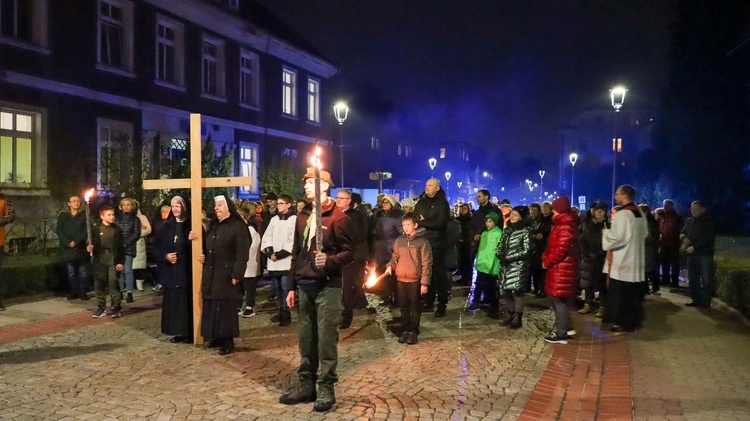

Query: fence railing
[3,219,61,256]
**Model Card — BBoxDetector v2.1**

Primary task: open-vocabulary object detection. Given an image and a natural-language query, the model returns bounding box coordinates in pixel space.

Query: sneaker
[153,284,163,292]
[92,307,107,318]
[398,331,410,344]
[405,332,419,345]
[111,308,122,318]
[544,332,568,344]
[567,329,577,337]
[434,307,446,318]
[126,292,134,303]
[270,313,281,323]
[649,289,660,295]
[241,307,256,318]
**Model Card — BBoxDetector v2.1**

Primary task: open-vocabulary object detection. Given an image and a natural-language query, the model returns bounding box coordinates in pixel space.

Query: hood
[405,227,427,240]
[552,211,579,227]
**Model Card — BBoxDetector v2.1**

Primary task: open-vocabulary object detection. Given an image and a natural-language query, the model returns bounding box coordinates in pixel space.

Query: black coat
[413,189,451,250]
[153,218,192,290]
[345,206,370,260]
[57,211,89,261]
[681,213,716,256]
[528,214,552,269]
[115,209,141,257]
[579,217,608,289]
[469,202,500,240]
[201,215,250,300]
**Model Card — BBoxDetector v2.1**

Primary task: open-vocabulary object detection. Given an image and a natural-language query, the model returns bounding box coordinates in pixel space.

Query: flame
[84,188,95,203]
[364,267,381,289]
[309,145,323,169]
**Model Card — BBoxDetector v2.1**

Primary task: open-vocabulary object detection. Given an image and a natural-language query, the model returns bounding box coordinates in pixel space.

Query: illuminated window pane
[0,112,12,130]
[16,114,32,132]
[0,136,12,183]
[16,137,31,183]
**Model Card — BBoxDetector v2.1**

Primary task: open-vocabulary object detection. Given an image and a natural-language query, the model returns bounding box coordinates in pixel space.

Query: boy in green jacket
[472,213,503,319]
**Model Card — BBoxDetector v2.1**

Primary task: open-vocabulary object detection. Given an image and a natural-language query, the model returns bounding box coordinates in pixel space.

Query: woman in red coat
[542,196,580,344]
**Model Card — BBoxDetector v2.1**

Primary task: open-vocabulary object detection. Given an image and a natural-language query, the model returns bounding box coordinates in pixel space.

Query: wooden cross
[143,114,253,346]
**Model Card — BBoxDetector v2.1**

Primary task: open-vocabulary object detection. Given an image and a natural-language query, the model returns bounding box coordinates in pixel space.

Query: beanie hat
[512,205,529,220]
[592,201,608,211]
[485,212,500,225]
[552,196,571,214]
[382,194,398,207]
[401,197,416,209]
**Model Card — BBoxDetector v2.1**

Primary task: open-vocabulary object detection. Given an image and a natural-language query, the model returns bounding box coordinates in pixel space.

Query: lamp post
[569,152,578,200]
[538,170,545,202]
[610,86,626,207]
[333,102,349,187]
[444,171,451,200]
[428,157,437,178]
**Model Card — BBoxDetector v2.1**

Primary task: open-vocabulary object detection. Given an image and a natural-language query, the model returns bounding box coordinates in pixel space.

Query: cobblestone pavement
[0,288,556,420]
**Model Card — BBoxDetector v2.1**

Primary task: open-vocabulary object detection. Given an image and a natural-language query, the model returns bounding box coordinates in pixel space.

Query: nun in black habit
[198,195,250,355]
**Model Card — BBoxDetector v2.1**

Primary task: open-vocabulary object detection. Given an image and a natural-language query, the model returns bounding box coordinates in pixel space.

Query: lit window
[397,144,402,156]
[202,35,225,98]
[440,148,446,158]
[371,137,379,150]
[155,16,184,86]
[240,144,258,194]
[282,148,297,158]
[307,78,320,122]
[97,0,133,72]
[282,67,297,116]
[0,109,34,184]
[405,146,411,158]
[240,49,259,106]
[97,118,133,189]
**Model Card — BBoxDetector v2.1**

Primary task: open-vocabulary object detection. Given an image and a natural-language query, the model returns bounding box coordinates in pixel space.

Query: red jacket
[543,211,580,298]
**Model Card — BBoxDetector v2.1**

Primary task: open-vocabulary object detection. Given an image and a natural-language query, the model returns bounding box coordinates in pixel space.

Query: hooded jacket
[115,208,141,257]
[579,216,608,289]
[543,211,581,298]
[476,225,502,275]
[413,188,451,250]
[496,220,531,291]
[290,199,355,290]
[388,227,433,284]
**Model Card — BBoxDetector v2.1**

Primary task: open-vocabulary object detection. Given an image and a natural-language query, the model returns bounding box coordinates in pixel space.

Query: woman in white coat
[238,205,262,318]
[133,201,152,291]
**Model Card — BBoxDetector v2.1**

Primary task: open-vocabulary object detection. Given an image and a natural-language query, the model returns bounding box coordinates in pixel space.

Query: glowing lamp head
[569,153,578,166]
[333,102,349,125]
[610,86,627,111]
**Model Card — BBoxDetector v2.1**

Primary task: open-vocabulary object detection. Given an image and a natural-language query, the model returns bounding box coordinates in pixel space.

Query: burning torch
[364,266,388,290]
[312,145,323,252]
[84,188,95,256]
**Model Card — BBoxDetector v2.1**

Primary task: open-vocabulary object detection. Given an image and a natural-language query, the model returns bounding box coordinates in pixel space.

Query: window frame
[96,0,135,77]
[0,0,49,53]
[154,15,185,90]
[282,66,297,117]
[96,117,134,189]
[0,101,47,189]
[201,34,226,101]
[239,48,260,108]
[307,77,320,123]
[239,143,259,196]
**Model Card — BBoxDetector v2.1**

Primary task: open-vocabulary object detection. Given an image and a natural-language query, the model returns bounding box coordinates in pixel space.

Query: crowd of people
[27,175,716,413]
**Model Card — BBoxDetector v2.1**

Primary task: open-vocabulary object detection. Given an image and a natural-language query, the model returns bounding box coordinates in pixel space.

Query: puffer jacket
[115,208,141,257]
[543,211,580,298]
[372,207,404,267]
[579,217,608,289]
[413,188,451,250]
[133,213,152,270]
[476,226,502,276]
[388,227,432,285]
[496,221,531,291]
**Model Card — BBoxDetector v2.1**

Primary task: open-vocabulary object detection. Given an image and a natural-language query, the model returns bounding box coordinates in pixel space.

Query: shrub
[715,256,750,318]
[3,254,67,297]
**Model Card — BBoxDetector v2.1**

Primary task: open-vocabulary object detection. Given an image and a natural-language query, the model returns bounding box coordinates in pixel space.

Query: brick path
[1,287,749,420]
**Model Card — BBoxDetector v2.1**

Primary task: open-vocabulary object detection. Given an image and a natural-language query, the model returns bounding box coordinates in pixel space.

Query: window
[155,16,184,87]
[439,148,446,159]
[240,49,259,106]
[97,0,133,74]
[307,78,320,122]
[97,118,133,188]
[282,67,297,116]
[0,109,33,184]
[202,35,225,98]
[404,146,412,157]
[370,137,379,150]
[239,144,258,195]
[0,0,48,50]
[282,148,297,158]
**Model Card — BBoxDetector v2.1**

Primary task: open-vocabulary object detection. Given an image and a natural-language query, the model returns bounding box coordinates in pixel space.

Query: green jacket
[476,227,502,275]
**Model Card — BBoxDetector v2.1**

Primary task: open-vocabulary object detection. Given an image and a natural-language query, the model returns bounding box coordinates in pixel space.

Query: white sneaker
[567,329,577,337]
[241,307,256,318]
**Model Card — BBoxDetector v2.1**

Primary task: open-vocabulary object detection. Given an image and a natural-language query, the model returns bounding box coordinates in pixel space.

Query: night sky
[255,0,675,164]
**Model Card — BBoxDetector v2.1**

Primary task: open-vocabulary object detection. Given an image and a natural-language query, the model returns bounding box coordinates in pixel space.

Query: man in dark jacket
[414,178,451,317]
[529,202,553,296]
[456,204,473,285]
[58,195,91,300]
[280,168,354,413]
[116,198,141,303]
[334,188,369,329]
[681,201,716,308]
[659,199,684,288]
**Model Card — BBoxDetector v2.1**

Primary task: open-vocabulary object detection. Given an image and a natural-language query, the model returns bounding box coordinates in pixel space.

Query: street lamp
[610,86,627,206]
[428,157,437,178]
[333,102,349,187]
[444,171,451,200]
[569,152,578,201]
[538,170,545,202]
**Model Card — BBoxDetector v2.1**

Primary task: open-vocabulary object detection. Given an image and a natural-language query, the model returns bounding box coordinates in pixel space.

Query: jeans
[397,281,422,334]
[66,259,90,295]
[297,287,342,386]
[688,255,714,305]
[473,271,498,309]
[549,295,572,336]
[118,255,135,292]
[273,274,291,312]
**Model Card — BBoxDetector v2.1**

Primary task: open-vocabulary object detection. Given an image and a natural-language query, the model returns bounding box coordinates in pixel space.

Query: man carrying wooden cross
[280,166,354,413]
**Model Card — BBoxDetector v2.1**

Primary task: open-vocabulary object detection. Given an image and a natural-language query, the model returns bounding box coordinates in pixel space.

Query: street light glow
[428,158,437,170]
[569,153,578,166]
[610,86,627,112]
[444,171,451,181]
[333,102,349,124]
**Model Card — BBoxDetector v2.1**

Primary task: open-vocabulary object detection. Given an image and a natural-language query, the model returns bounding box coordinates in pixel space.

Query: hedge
[3,254,68,298]
[715,255,750,319]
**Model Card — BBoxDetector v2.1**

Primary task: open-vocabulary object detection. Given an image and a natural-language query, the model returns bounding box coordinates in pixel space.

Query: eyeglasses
[277,202,290,206]
[335,197,351,201]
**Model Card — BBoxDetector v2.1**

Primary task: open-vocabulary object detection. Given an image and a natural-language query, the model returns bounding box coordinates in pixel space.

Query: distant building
[0,0,337,221]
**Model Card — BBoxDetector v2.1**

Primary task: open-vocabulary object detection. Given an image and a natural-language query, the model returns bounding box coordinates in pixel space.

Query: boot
[279,310,292,326]
[136,279,145,291]
[279,380,316,405]
[313,384,336,412]
[594,307,605,318]
[270,312,281,324]
[218,338,234,355]
[126,292,134,303]
[500,311,515,326]
[486,305,500,320]
[510,312,523,329]
[578,303,592,314]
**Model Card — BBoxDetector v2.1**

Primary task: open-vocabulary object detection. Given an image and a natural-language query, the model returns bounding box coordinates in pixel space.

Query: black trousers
[424,247,449,309]
[474,271,499,309]
[660,246,681,286]
[242,277,258,308]
[458,242,474,284]
[607,279,644,330]
[531,268,546,293]
[342,259,367,320]
[398,281,421,334]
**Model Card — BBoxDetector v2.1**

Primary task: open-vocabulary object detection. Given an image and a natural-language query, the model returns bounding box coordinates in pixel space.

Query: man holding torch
[280,149,355,413]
